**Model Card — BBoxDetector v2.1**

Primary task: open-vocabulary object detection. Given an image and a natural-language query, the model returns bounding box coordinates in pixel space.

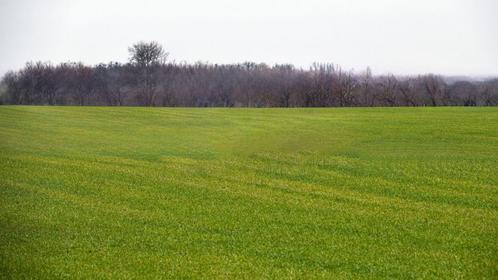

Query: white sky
[0,0,497,76]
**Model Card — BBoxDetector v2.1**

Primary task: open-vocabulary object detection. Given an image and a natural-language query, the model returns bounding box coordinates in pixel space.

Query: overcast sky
[0,0,497,76]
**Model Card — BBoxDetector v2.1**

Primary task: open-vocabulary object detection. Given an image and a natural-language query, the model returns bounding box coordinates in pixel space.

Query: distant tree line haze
[1,42,497,107]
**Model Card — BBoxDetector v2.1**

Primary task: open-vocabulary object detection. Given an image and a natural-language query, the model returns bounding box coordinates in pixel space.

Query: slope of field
[0,106,497,279]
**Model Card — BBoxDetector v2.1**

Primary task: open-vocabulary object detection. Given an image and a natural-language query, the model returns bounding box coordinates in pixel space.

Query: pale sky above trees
[0,0,497,76]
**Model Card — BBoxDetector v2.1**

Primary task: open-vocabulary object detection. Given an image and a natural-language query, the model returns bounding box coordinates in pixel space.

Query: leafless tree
[377,75,398,106]
[421,74,447,106]
[398,79,418,106]
[479,79,498,106]
[336,68,357,106]
[129,41,168,106]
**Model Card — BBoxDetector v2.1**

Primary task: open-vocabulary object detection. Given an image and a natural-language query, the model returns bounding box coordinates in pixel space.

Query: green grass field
[0,106,497,279]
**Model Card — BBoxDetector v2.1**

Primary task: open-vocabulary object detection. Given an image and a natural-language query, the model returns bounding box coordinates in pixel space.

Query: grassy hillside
[0,106,497,279]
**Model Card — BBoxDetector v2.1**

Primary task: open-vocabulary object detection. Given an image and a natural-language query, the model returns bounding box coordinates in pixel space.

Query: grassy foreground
[0,106,497,279]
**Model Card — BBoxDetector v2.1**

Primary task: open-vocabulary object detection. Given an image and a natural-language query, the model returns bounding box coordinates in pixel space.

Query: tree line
[1,42,497,107]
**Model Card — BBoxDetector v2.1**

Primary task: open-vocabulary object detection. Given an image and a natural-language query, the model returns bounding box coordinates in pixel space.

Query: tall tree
[128,41,168,106]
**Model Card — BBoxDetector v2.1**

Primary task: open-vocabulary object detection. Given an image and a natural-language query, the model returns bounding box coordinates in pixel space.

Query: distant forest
[1,42,497,107]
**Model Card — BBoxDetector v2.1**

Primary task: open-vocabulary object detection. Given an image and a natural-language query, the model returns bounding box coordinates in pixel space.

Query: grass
[0,106,497,279]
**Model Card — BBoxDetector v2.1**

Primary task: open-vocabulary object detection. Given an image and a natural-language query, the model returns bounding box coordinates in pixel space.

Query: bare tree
[359,67,374,106]
[398,79,418,106]
[129,41,168,106]
[479,79,498,106]
[336,69,357,106]
[1,71,21,104]
[71,63,94,106]
[421,74,446,106]
[448,81,478,106]
[377,75,398,106]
